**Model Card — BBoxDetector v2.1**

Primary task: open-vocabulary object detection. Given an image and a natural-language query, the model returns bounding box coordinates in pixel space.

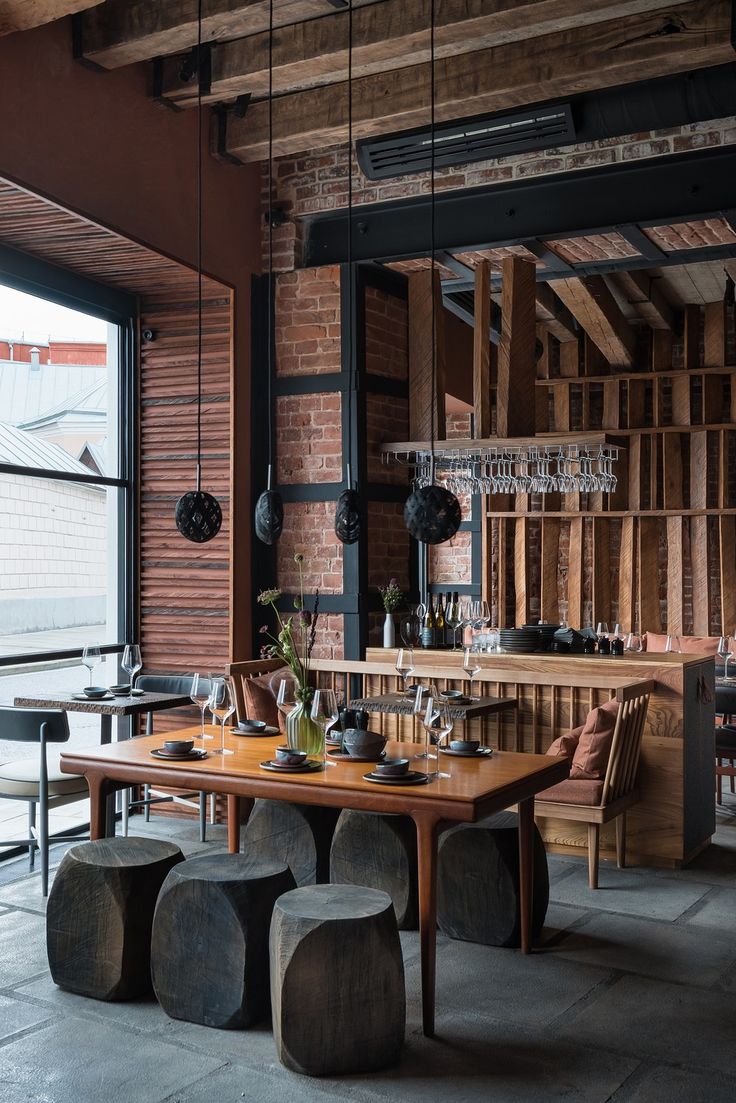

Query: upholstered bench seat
[536,779,604,806]
[0,754,87,799]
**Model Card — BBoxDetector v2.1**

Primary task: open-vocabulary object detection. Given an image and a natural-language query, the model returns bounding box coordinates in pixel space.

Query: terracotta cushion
[536,778,605,806]
[570,698,619,781]
[644,632,721,655]
[243,668,290,731]
[546,724,584,760]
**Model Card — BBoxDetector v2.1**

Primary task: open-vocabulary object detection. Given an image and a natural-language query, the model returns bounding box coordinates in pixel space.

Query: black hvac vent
[357,105,575,180]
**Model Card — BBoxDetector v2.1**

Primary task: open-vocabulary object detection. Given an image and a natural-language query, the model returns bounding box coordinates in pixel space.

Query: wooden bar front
[363,649,715,869]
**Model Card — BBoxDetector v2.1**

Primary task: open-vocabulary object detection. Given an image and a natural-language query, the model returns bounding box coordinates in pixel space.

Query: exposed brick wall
[278,501,343,594]
[275,266,341,375]
[429,411,473,591]
[276,391,342,484]
[365,286,408,379]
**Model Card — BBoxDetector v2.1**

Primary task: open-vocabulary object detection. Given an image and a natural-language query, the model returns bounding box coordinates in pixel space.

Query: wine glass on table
[122,644,142,689]
[311,688,339,767]
[424,695,453,780]
[463,646,481,701]
[209,677,235,756]
[191,673,212,743]
[459,599,473,650]
[718,635,730,679]
[82,644,101,688]
[446,599,463,651]
[395,647,415,693]
[412,682,434,759]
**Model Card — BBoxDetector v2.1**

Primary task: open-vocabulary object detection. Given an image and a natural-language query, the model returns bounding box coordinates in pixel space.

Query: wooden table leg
[518,796,534,954]
[227,795,241,853]
[88,774,109,840]
[413,810,441,1038]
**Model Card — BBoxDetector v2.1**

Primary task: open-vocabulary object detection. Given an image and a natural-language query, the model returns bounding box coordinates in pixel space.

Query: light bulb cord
[267,0,274,468]
[429,0,436,478]
[346,0,353,489]
[196,0,203,484]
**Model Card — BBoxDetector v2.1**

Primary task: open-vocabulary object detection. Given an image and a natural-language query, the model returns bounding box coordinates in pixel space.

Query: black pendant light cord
[195,0,204,491]
[346,0,353,490]
[429,0,436,478]
[266,0,274,485]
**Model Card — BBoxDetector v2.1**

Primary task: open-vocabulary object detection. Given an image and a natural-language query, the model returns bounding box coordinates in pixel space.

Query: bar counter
[364,648,716,868]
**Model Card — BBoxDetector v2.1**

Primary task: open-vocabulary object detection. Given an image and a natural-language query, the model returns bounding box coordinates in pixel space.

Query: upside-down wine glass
[395,647,415,693]
[82,644,101,687]
[209,677,235,756]
[191,673,212,744]
[463,646,481,701]
[311,688,339,768]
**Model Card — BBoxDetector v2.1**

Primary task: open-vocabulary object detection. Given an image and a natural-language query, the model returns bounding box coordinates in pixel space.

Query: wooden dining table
[59,727,568,1036]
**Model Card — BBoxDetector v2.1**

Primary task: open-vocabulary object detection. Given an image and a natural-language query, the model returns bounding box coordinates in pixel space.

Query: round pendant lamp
[335,0,360,546]
[254,0,284,545]
[404,0,461,546]
[175,0,222,543]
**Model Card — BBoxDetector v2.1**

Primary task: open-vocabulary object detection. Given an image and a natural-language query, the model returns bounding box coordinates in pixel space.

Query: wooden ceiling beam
[553,276,636,366]
[157,0,681,107]
[220,0,732,162]
[535,282,578,343]
[613,269,676,330]
[0,0,101,35]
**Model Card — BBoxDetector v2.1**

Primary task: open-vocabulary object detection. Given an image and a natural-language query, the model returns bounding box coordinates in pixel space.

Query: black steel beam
[616,223,667,261]
[306,145,736,267]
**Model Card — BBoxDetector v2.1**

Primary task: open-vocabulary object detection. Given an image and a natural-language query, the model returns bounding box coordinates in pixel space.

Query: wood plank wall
[488,303,736,635]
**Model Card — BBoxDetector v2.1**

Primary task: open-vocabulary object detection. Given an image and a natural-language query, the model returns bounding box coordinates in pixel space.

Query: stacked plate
[498,627,541,653]
[522,622,558,651]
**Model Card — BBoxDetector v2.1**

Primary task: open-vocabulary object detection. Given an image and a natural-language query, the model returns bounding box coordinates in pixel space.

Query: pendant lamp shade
[404,483,461,545]
[176,486,223,543]
[335,486,360,544]
[255,464,284,545]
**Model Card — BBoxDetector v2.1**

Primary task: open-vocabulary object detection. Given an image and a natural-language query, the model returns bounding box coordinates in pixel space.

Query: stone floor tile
[680,886,736,931]
[0,910,48,987]
[550,865,709,920]
[548,910,736,987]
[0,994,54,1041]
[557,974,736,1075]
[621,1064,736,1103]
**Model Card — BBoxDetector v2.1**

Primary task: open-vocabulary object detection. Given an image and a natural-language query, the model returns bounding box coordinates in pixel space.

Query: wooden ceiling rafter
[0,0,101,36]
[553,275,637,366]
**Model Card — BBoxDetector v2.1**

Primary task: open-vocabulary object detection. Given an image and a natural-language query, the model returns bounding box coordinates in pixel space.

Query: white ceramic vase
[383,612,395,648]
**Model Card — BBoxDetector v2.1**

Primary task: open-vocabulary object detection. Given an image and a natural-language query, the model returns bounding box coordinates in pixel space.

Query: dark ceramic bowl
[109,684,131,697]
[163,739,194,755]
[275,745,308,766]
[440,689,464,700]
[237,718,267,732]
[373,757,410,776]
[342,729,386,755]
[450,739,480,753]
[83,686,108,699]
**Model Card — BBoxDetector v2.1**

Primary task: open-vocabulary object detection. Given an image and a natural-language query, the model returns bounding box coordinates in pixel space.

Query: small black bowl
[373,757,410,777]
[163,739,194,756]
[83,686,108,699]
[237,719,267,733]
[275,745,308,766]
[450,739,480,754]
[109,684,131,697]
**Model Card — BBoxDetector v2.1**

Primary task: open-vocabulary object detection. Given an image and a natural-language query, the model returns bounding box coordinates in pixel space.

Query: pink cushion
[546,724,584,760]
[644,632,721,655]
[536,778,605,806]
[243,667,290,732]
[570,699,619,781]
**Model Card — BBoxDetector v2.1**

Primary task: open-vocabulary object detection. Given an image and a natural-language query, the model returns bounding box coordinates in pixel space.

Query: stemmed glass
[400,614,421,649]
[425,695,453,780]
[665,634,681,654]
[463,646,481,701]
[459,599,473,650]
[472,600,490,634]
[596,622,610,641]
[209,677,235,755]
[395,648,415,692]
[311,689,339,767]
[446,599,463,651]
[82,644,101,687]
[191,673,212,743]
[611,623,623,640]
[276,676,297,720]
[625,630,643,653]
[413,682,433,759]
[122,644,142,688]
[718,635,730,679]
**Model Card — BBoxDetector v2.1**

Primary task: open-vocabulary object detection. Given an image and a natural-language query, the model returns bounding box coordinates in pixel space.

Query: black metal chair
[121,674,210,841]
[0,706,88,895]
[715,683,736,805]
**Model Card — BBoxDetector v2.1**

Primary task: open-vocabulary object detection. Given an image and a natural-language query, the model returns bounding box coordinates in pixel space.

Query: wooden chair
[534,680,653,889]
[226,658,285,724]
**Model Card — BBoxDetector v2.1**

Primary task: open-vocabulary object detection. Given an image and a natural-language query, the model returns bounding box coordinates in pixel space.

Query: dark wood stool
[270,884,405,1076]
[151,853,295,1028]
[437,811,549,948]
[329,810,418,929]
[47,837,183,1000]
[241,799,339,885]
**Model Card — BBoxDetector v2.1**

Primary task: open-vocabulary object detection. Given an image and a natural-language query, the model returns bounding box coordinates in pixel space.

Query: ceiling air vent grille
[357,105,575,180]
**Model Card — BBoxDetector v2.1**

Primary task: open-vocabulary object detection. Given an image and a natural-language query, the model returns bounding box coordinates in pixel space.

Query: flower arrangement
[379,577,404,614]
[257,553,319,706]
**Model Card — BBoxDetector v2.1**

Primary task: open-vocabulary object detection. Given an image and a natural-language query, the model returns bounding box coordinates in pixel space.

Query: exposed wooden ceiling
[0,0,101,36]
[69,0,732,164]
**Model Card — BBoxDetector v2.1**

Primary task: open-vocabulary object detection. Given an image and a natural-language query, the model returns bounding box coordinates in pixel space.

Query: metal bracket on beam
[178,42,212,96]
[616,223,667,261]
[234,94,251,119]
[152,57,183,112]
[523,238,573,273]
[214,107,247,165]
[70,13,106,72]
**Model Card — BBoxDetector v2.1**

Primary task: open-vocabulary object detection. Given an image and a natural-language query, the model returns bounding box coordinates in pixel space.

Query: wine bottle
[435,592,445,650]
[421,595,435,649]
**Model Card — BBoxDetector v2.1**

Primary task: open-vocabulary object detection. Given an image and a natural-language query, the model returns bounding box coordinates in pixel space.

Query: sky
[0,284,107,343]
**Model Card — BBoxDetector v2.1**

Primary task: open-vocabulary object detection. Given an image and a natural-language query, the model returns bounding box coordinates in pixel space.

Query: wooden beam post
[497,256,536,437]
[554,276,635,367]
[473,259,491,438]
[638,518,661,632]
[408,267,446,441]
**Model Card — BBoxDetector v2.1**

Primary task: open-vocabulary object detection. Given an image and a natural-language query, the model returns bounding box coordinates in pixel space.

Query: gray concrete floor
[0,797,734,1103]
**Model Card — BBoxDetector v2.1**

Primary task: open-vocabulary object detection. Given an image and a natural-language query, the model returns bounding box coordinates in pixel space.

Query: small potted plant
[378,577,404,648]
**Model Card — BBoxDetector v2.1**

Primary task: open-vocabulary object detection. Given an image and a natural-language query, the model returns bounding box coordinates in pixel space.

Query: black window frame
[0,242,137,669]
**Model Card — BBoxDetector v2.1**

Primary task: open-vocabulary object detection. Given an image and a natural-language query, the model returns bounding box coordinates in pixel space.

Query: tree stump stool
[242,799,339,885]
[329,811,418,929]
[47,837,183,1000]
[270,884,405,1076]
[437,811,549,948]
[151,853,295,1028]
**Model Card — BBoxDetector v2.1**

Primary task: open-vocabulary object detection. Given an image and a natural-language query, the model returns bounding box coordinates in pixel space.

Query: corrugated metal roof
[18,377,107,429]
[0,360,105,425]
[0,421,93,475]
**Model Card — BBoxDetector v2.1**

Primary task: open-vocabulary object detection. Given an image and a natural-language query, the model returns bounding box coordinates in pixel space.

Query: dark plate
[230,724,279,737]
[328,749,386,763]
[259,759,323,774]
[151,748,208,761]
[439,746,493,758]
[363,769,430,785]
[72,692,114,702]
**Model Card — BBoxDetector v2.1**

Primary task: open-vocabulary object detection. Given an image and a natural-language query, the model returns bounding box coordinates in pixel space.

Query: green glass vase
[286,698,323,756]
